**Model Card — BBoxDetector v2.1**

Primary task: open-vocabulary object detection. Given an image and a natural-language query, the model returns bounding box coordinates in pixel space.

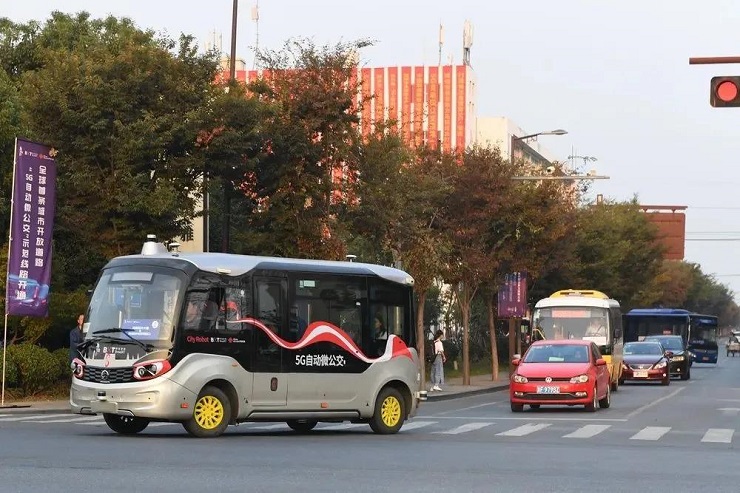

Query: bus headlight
[71,358,85,379]
[133,360,172,380]
[512,374,528,383]
[570,375,589,383]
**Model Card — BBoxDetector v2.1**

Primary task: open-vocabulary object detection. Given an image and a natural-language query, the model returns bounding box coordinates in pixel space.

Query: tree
[241,38,370,259]
[192,81,267,253]
[569,198,665,308]
[442,145,512,385]
[16,12,220,287]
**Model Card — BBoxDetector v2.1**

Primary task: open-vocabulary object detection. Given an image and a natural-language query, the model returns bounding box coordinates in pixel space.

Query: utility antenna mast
[252,1,260,69]
[438,21,444,66]
[463,19,473,66]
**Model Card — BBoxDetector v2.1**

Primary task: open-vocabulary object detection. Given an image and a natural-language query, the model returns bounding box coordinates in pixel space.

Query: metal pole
[508,317,516,376]
[230,0,238,82]
[689,56,740,65]
[2,313,8,406]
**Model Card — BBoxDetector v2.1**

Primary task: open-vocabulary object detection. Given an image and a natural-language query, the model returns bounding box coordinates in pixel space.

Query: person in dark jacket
[69,314,85,364]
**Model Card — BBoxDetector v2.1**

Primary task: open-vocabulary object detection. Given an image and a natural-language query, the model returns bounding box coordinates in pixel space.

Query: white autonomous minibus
[70,236,425,437]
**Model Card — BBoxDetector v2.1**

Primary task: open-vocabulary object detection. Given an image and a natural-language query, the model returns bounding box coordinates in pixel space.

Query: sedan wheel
[598,383,611,409]
[585,386,598,412]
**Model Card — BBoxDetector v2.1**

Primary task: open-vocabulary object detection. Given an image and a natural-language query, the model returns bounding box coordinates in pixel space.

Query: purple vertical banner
[497,271,528,318]
[5,138,57,317]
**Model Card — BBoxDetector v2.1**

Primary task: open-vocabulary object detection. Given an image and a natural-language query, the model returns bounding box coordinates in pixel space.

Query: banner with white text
[5,138,57,317]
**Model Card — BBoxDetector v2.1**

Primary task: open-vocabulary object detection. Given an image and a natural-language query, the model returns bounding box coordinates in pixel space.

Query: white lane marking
[400,420,436,431]
[625,387,686,419]
[563,424,611,439]
[430,416,627,422]
[250,423,290,431]
[496,423,551,437]
[701,428,734,443]
[434,422,493,435]
[32,416,101,423]
[317,423,366,431]
[0,413,72,422]
[629,426,671,441]
[430,401,500,416]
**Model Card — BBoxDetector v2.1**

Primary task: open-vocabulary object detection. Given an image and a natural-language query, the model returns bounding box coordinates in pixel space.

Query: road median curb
[426,383,509,402]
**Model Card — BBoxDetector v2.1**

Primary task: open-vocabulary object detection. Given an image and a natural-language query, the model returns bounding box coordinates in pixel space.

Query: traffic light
[711,76,740,107]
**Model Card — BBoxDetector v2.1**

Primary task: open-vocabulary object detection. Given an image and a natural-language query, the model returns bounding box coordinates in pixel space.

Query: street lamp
[510,129,568,165]
[506,128,567,369]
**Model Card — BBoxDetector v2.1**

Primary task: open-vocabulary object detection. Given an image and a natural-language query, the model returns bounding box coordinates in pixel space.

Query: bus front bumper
[70,377,196,421]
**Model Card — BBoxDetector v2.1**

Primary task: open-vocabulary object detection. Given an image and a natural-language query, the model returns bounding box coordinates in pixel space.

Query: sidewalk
[424,371,509,402]
[0,397,70,414]
[0,372,510,413]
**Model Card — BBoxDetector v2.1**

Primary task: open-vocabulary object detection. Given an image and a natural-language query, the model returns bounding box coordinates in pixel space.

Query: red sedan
[510,339,611,412]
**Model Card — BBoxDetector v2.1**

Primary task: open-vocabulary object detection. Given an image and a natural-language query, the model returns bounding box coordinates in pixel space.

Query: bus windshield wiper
[89,327,155,353]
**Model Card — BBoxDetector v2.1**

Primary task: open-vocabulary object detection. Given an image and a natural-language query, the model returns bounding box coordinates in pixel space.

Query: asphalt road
[2,351,740,492]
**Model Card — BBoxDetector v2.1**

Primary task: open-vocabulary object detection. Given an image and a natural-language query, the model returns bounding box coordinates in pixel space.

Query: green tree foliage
[13,12,220,285]
[242,38,370,259]
[563,199,665,308]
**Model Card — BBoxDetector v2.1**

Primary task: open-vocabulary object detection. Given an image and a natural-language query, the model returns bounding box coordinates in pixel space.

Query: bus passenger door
[252,276,288,407]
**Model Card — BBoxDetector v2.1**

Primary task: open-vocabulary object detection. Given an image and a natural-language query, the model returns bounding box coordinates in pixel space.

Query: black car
[643,335,690,380]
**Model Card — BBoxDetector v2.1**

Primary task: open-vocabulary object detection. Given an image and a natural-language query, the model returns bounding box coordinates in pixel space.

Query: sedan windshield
[646,337,683,350]
[624,343,663,356]
[523,344,590,363]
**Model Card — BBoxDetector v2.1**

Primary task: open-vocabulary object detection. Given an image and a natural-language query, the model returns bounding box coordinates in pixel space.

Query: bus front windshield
[533,306,610,348]
[85,267,183,345]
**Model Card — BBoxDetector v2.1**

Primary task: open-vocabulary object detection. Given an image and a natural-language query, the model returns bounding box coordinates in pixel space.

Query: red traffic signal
[711,76,740,107]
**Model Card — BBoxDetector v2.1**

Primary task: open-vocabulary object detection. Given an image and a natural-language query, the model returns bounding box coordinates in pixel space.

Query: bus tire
[287,419,317,433]
[183,385,231,438]
[103,413,149,435]
[370,386,405,434]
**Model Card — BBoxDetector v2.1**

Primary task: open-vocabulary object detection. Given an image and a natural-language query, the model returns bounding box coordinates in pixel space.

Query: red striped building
[228,62,477,152]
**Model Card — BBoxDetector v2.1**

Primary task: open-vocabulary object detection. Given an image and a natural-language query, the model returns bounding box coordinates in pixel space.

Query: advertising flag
[5,138,57,317]
[497,271,528,318]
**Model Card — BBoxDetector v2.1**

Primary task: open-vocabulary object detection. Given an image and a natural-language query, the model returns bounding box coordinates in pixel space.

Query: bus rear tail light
[71,358,85,379]
[133,360,172,381]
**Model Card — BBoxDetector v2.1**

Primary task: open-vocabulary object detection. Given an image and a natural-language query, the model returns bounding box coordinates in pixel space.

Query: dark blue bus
[623,308,719,364]
[688,314,719,364]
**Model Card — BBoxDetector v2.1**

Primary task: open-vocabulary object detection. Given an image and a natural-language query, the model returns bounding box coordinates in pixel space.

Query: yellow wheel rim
[194,395,224,430]
[380,395,402,427]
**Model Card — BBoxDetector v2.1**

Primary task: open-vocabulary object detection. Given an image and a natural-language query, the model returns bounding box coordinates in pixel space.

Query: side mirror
[511,358,521,367]
[665,351,674,358]
[595,358,607,366]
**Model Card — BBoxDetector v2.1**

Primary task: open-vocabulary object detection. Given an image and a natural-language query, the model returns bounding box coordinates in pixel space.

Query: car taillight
[132,360,172,380]
[70,358,85,379]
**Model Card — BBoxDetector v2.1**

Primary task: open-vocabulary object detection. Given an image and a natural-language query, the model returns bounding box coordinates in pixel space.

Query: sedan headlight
[671,355,685,362]
[653,361,667,369]
[513,374,528,383]
[570,374,589,383]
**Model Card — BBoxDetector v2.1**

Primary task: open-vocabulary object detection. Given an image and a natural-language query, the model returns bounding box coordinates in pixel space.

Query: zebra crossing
[0,412,735,444]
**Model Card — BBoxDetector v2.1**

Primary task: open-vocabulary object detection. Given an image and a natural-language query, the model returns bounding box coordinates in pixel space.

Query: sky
[6,0,740,300]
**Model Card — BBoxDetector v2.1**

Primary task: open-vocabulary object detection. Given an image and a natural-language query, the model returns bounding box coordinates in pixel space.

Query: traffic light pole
[690,56,740,65]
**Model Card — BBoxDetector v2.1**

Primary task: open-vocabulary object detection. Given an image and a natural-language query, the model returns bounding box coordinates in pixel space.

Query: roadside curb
[0,403,71,415]
[426,384,508,402]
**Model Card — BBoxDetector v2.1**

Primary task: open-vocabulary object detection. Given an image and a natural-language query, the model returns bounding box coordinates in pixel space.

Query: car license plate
[703,357,709,361]
[536,386,560,394]
[634,370,648,378]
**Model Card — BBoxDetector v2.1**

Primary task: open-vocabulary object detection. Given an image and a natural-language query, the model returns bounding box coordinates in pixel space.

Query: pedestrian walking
[69,313,85,364]
[430,329,446,391]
